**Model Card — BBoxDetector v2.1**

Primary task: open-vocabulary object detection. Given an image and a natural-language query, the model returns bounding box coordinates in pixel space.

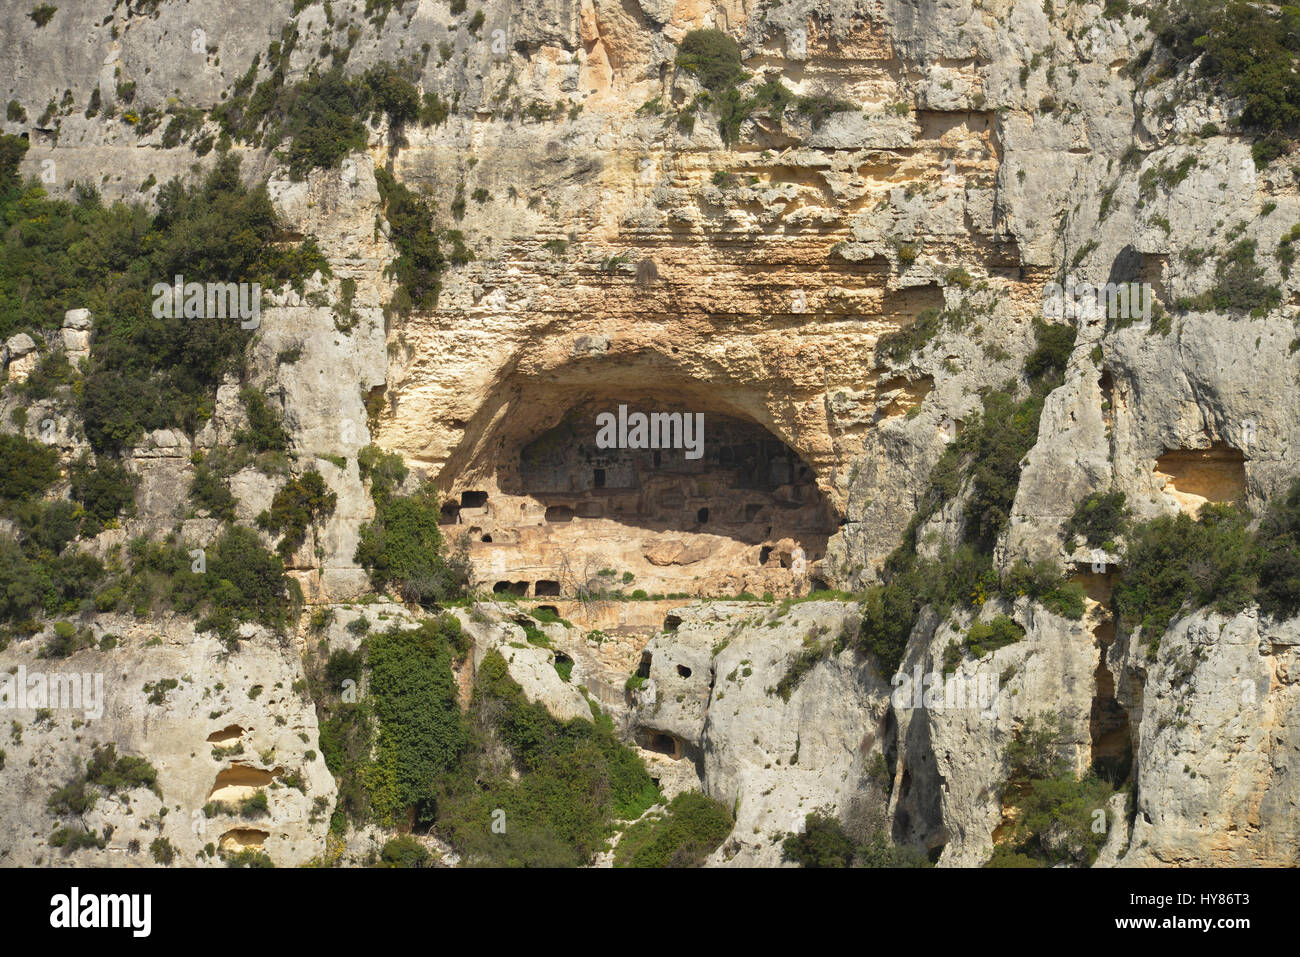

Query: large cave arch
[439,392,839,599]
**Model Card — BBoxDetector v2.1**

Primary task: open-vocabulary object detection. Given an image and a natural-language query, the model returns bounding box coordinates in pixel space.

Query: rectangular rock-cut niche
[1154,444,1246,515]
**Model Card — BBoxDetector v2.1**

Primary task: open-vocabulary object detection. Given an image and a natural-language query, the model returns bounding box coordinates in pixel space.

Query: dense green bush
[1063,490,1129,549]
[989,715,1115,867]
[235,388,290,454]
[189,460,237,521]
[0,434,59,507]
[434,649,659,866]
[674,29,746,93]
[354,487,469,605]
[782,812,930,868]
[0,142,328,449]
[123,527,295,644]
[1254,478,1300,620]
[68,453,137,534]
[257,469,337,558]
[318,700,374,825]
[373,167,468,315]
[364,618,470,825]
[672,29,852,145]
[1113,504,1255,648]
[1150,1,1300,164]
[781,811,857,867]
[378,835,432,868]
[0,536,104,629]
[48,743,160,818]
[1023,320,1076,383]
[964,614,1025,659]
[357,444,408,502]
[613,791,733,868]
[0,138,327,448]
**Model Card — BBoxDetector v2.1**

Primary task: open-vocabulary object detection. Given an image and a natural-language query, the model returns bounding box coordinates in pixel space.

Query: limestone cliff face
[2,0,1299,866]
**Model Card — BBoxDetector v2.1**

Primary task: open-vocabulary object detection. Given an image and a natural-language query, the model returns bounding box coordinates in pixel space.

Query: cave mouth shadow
[501,399,839,551]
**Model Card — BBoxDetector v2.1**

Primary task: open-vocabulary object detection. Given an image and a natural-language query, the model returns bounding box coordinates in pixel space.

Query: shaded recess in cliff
[437,380,838,598]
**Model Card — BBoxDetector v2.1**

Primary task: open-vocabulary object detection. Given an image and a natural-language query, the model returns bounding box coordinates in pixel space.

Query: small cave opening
[461,490,489,508]
[481,534,492,543]
[440,502,461,524]
[220,828,270,852]
[697,507,709,524]
[493,580,529,596]
[206,724,245,745]
[207,764,282,802]
[759,546,773,565]
[636,652,652,679]
[1154,444,1247,515]
[663,614,681,632]
[534,579,561,597]
[544,505,574,523]
[639,731,682,758]
[537,605,559,617]
[593,468,606,488]
[676,664,692,678]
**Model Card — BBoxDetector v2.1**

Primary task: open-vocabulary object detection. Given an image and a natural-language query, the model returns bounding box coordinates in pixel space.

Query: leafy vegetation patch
[613,791,733,867]
[0,139,328,451]
[985,715,1115,867]
[257,470,337,559]
[1149,1,1300,166]
[1063,491,1129,551]
[782,812,931,868]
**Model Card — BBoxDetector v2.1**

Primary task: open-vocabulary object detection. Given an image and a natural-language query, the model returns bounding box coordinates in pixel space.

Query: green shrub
[1113,504,1254,648]
[379,835,432,867]
[435,649,659,866]
[50,827,105,853]
[0,434,60,508]
[49,743,160,818]
[373,167,467,316]
[1023,320,1076,383]
[69,454,137,534]
[991,715,1115,866]
[774,639,829,701]
[964,614,1025,659]
[781,811,856,867]
[127,527,295,644]
[0,151,329,451]
[41,620,94,658]
[356,444,408,502]
[782,812,930,868]
[675,29,746,93]
[354,487,469,605]
[1063,491,1129,549]
[1254,478,1300,620]
[225,848,274,868]
[189,461,237,521]
[614,791,733,867]
[257,470,337,558]
[239,791,270,818]
[363,617,469,825]
[150,836,175,865]
[235,388,290,453]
